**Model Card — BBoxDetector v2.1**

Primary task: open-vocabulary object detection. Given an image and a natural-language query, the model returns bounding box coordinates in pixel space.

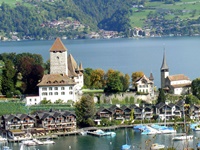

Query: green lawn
[0,0,22,6]
[82,89,104,93]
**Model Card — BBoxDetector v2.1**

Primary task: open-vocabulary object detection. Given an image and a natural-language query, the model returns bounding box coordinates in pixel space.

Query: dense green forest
[1,0,200,40]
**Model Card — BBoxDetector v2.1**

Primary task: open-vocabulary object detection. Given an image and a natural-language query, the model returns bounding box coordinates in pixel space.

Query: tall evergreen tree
[1,59,16,97]
[157,88,166,104]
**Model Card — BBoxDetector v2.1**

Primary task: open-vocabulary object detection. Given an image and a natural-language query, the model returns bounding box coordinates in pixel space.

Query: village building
[160,51,191,95]
[135,73,155,98]
[26,37,84,105]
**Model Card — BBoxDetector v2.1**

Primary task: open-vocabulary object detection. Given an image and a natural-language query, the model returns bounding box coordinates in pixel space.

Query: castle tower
[49,37,68,75]
[160,50,169,88]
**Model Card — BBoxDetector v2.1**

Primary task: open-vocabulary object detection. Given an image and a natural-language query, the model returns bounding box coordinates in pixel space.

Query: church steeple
[160,50,169,71]
[160,49,169,88]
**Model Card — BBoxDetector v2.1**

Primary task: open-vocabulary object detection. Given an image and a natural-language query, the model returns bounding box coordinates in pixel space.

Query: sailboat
[172,102,193,141]
[121,129,133,150]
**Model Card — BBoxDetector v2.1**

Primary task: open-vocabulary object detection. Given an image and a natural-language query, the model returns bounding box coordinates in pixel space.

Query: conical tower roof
[149,72,154,81]
[50,37,67,52]
[160,50,169,70]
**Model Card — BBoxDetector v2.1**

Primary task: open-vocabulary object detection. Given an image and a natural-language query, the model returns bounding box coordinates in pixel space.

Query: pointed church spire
[160,49,169,71]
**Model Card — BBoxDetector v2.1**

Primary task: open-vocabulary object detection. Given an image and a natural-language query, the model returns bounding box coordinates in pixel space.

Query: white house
[26,37,84,105]
[135,73,155,98]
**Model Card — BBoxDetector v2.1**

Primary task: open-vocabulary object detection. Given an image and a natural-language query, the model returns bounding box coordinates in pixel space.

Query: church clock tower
[49,37,68,75]
[160,51,169,88]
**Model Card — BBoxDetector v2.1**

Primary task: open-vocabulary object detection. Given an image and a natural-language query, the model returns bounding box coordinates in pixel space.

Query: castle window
[49,87,52,90]
[54,87,58,90]
[42,88,47,91]
[69,91,73,95]
[54,92,58,95]
[49,92,53,95]
[61,87,65,90]
[29,99,32,102]
[61,92,65,95]
[42,92,48,96]
[69,86,73,90]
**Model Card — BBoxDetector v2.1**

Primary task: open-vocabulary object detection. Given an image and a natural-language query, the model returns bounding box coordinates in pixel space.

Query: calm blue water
[1,37,200,88]
[1,127,200,150]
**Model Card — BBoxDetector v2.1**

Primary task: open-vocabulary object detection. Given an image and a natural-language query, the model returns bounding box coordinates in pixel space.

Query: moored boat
[172,135,193,141]
[150,143,165,150]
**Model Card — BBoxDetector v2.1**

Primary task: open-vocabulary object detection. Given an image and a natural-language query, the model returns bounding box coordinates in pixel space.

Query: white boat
[0,136,7,142]
[42,139,55,145]
[21,140,37,146]
[150,143,165,150]
[172,135,193,141]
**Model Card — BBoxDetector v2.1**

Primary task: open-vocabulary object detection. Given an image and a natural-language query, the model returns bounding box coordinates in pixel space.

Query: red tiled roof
[167,74,190,81]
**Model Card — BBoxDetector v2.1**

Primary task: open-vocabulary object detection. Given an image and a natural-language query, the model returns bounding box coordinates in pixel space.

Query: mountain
[0,0,200,40]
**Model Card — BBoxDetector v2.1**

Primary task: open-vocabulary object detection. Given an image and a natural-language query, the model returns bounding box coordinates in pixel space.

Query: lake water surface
[0,36,200,87]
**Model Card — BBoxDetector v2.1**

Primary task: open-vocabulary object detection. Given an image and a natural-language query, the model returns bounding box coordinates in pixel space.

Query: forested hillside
[0,0,200,40]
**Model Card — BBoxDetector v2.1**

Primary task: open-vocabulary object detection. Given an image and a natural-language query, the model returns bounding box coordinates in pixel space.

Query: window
[35,99,37,101]
[42,92,48,96]
[54,92,58,95]
[61,92,65,95]
[69,91,73,95]
[54,87,58,90]
[69,86,73,90]
[42,87,47,91]
[49,92,53,95]
[49,87,52,91]
[61,87,65,90]
[29,99,32,102]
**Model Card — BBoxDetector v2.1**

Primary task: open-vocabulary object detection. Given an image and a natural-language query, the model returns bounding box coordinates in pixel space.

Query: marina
[1,125,200,149]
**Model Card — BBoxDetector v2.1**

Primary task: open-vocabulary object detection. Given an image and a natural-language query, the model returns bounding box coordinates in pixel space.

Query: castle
[160,51,191,95]
[26,38,84,105]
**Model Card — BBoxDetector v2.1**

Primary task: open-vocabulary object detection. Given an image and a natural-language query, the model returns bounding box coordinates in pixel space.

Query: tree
[191,78,200,99]
[157,88,166,104]
[131,71,144,86]
[83,68,93,88]
[185,94,200,105]
[90,69,105,89]
[104,70,123,93]
[121,73,130,92]
[75,94,96,127]
[1,59,16,97]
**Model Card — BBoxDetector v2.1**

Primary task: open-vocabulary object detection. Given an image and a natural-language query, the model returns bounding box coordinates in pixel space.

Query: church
[160,51,191,95]
[26,38,84,105]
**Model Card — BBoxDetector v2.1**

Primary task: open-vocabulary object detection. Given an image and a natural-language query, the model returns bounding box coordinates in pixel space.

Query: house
[26,37,84,105]
[34,111,76,132]
[190,104,200,120]
[121,105,132,120]
[135,73,154,98]
[96,107,113,120]
[109,105,124,120]
[1,114,35,130]
[160,51,191,95]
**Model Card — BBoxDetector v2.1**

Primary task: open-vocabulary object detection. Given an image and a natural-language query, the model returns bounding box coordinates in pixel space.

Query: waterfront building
[26,37,84,105]
[160,51,191,95]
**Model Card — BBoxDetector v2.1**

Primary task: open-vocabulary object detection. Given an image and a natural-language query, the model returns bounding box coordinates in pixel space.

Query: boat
[0,136,7,142]
[92,129,116,137]
[172,134,193,141]
[2,146,12,150]
[150,143,165,150]
[141,126,162,135]
[121,129,133,150]
[151,124,176,134]
[21,140,37,146]
[42,139,55,145]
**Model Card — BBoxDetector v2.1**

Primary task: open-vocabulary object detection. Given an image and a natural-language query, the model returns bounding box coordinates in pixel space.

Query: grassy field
[130,0,200,27]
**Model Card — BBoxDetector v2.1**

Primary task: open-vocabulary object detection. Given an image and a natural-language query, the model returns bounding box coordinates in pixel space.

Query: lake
[0,36,200,88]
[1,127,200,150]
